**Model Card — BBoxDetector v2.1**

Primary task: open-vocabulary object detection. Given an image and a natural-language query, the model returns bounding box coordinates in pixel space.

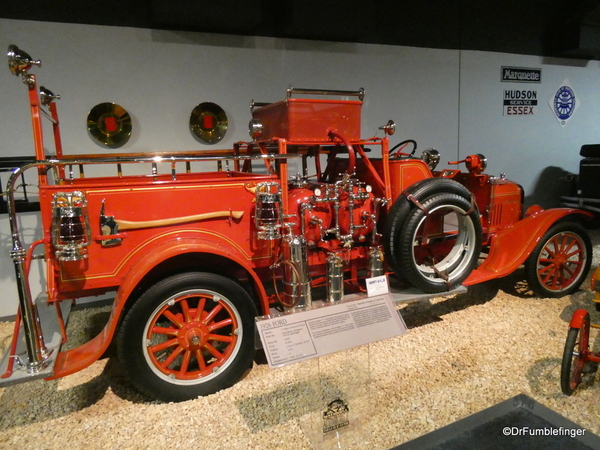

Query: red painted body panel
[486,181,523,232]
[465,208,591,285]
[39,173,275,294]
[437,171,523,239]
[252,98,362,141]
[390,159,433,197]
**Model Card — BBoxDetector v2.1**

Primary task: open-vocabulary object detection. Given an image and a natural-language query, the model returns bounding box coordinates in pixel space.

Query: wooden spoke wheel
[525,222,591,297]
[118,272,257,402]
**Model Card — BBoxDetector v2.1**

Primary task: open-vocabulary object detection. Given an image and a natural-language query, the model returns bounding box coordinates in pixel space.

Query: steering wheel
[389,139,417,158]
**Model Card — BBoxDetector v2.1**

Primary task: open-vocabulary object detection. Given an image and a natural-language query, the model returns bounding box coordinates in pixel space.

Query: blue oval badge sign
[550,79,578,126]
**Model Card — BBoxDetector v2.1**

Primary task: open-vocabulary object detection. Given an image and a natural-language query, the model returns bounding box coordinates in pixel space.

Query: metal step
[387,279,467,305]
[342,281,467,305]
[0,298,72,387]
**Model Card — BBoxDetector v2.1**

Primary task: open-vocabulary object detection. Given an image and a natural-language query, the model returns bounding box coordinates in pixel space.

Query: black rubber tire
[384,178,477,278]
[385,190,482,293]
[524,221,592,298]
[560,314,590,396]
[117,272,257,402]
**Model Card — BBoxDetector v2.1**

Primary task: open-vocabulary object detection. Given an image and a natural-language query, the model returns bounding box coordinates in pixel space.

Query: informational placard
[365,275,389,297]
[256,294,407,368]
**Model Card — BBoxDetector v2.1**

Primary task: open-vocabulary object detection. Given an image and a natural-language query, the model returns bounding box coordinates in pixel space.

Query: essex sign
[503,89,538,115]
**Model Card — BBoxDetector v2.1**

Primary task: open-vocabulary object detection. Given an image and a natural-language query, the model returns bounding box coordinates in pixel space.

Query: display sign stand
[298,344,372,449]
[256,290,407,449]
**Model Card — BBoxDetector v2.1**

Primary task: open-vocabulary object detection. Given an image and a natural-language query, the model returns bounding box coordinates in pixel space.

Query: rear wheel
[117,272,257,402]
[561,312,590,395]
[525,222,591,297]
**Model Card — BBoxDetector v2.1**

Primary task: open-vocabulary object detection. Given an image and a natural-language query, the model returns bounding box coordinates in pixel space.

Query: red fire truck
[0,45,593,402]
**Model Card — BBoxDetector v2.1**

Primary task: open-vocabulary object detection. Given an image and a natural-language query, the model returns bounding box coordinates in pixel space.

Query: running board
[345,281,467,305]
[388,284,467,305]
[0,299,72,387]
[265,282,467,314]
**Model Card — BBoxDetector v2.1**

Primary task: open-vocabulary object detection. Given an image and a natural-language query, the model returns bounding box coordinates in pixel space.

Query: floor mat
[392,394,600,450]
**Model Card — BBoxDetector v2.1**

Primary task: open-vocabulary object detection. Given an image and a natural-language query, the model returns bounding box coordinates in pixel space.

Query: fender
[50,234,269,379]
[569,308,590,329]
[114,233,270,314]
[464,208,591,286]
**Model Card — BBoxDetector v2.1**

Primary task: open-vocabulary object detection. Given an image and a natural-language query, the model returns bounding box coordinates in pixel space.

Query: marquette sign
[503,90,538,116]
[501,67,541,83]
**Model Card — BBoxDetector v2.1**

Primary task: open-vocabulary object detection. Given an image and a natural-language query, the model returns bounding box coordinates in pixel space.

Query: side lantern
[254,182,283,240]
[51,191,92,261]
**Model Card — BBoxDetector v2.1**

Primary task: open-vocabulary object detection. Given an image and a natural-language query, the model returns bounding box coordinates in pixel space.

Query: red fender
[569,308,591,329]
[112,234,270,315]
[464,208,591,286]
[50,234,269,379]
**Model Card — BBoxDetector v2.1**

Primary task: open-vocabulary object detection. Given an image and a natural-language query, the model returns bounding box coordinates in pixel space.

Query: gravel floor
[1,244,600,449]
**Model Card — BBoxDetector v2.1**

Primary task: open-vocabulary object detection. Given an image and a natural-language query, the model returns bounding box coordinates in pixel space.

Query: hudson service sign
[501,66,541,116]
[503,89,538,115]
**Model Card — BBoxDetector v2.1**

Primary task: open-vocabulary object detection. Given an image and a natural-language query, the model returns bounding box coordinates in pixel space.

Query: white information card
[256,294,407,368]
[365,275,389,297]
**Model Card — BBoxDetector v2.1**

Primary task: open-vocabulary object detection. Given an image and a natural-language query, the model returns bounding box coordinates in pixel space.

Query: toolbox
[251,88,363,142]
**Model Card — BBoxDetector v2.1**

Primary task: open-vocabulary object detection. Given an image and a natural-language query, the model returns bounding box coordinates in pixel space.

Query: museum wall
[0,17,599,317]
[458,51,600,207]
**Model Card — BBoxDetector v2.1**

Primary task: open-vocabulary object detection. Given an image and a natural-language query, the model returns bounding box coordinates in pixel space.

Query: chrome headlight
[421,148,440,170]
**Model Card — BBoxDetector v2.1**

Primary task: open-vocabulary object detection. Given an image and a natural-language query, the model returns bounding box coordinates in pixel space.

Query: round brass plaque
[87,102,132,148]
[190,102,227,145]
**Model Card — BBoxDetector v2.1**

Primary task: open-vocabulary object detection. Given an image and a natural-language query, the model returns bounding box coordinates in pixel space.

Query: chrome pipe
[287,87,365,101]
[6,167,49,372]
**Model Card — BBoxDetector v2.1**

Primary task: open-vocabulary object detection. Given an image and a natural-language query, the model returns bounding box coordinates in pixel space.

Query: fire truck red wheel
[524,221,592,298]
[117,272,257,402]
[386,192,482,293]
[561,311,590,395]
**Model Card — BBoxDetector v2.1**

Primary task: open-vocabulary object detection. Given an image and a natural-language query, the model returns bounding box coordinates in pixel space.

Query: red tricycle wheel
[560,310,590,395]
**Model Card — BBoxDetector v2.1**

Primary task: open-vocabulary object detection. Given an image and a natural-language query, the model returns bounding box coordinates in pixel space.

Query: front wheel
[524,222,592,298]
[561,311,590,395]
[117,272,258,402]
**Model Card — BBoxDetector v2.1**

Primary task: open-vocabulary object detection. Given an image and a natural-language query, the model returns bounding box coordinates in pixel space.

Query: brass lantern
[254,182,283,240]
[51,191,92,261]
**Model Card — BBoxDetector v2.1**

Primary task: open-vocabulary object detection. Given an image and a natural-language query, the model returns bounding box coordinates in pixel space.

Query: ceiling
[3,0,600,60]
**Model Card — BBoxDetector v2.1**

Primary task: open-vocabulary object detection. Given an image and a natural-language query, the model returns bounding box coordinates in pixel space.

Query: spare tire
[384,178,482,293]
